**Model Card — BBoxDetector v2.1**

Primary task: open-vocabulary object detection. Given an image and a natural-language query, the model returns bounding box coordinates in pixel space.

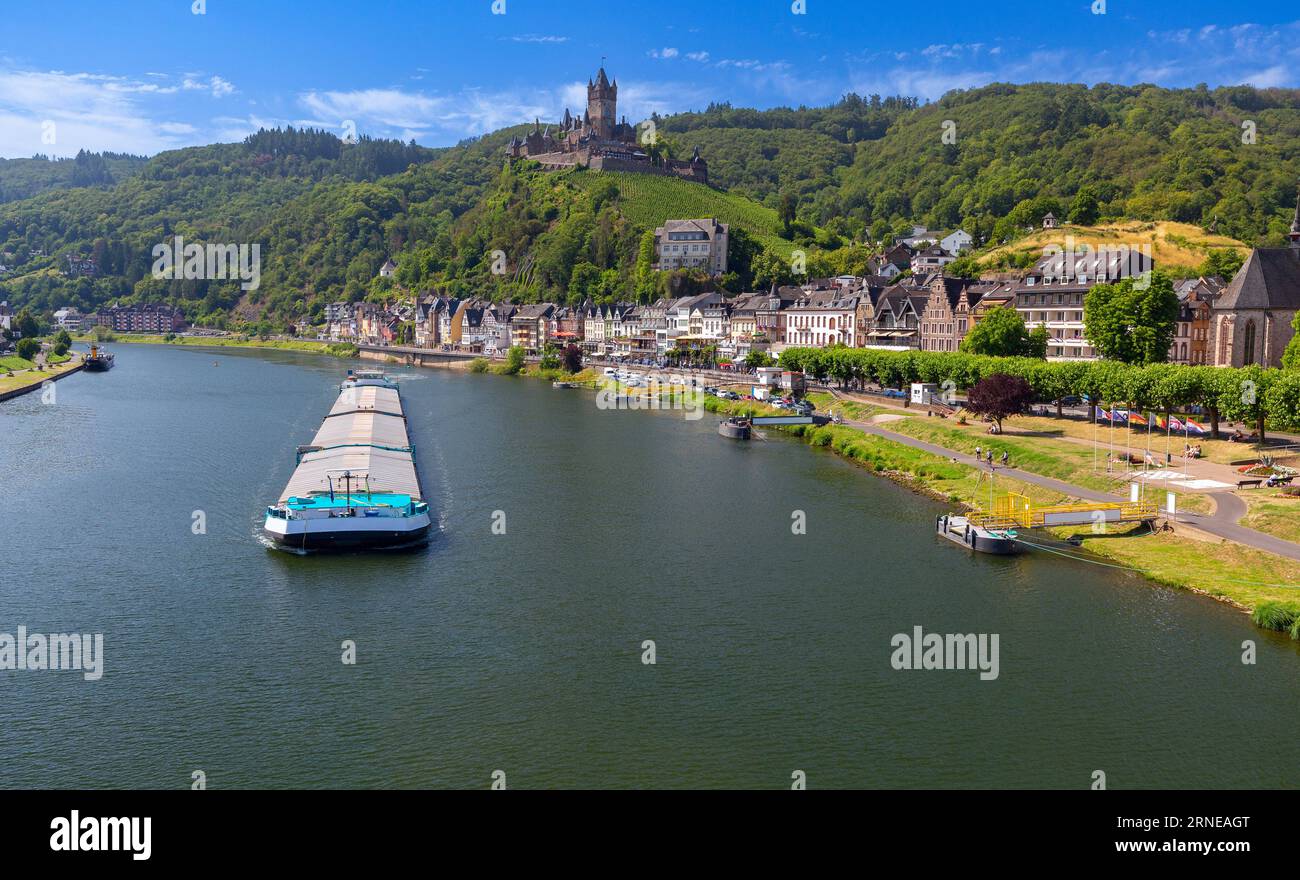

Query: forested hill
[660,83,1300,245]
[2,82,1299,330]
[0,151,149,204]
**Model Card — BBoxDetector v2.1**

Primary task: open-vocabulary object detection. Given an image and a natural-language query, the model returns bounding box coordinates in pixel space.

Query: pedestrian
[986,450,993,466]
[1000,450,1008,466]
[975,445,981,459]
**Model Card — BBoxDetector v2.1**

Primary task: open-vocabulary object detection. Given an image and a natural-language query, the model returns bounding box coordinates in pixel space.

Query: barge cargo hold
[263,370,432,551]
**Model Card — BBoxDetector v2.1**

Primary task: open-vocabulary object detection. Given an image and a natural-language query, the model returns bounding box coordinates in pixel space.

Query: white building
[654,219,729,274]
[53,307,84,330]
[939,229,973,254]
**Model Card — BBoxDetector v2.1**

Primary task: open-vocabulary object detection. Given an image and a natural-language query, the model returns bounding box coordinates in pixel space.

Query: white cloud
[508,34,569,43]
[182,75,235,98]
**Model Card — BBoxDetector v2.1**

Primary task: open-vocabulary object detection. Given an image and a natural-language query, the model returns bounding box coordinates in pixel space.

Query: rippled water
[1,343,1297,788]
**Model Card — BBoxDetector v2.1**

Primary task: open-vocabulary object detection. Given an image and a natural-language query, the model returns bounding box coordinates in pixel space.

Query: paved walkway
[827,395,1300,563]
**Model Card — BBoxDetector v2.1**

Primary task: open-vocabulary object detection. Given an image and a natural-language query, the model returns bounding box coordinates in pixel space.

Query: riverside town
[2,0,1300,831]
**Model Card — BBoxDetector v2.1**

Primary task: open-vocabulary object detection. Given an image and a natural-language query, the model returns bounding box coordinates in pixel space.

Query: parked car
[1058,395,1082,406]
[793,401,814,416]
[881,388,907,400]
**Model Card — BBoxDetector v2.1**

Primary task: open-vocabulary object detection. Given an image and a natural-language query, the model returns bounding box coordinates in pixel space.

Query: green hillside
[3,82,1300,331]
[569,170,795,254]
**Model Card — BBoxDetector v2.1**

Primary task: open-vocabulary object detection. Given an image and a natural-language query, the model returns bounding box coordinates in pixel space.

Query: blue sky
[1,0,1298,158]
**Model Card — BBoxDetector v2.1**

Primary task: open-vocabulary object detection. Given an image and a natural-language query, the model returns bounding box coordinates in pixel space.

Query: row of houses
[320,191,1300,368]
[28,303,188,335]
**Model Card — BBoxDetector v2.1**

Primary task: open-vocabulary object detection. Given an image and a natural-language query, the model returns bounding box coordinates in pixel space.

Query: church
[508,67,709,185]
[1211,188,1300,368]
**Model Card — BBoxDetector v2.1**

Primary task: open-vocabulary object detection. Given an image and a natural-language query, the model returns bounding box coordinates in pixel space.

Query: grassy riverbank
[701,393,1300,625]
[74,333,358,357]
[0,355,82,396]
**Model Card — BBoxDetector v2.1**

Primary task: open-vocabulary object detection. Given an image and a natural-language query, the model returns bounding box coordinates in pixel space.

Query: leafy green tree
[1264,372,1300,430]
[1083,270,1179,364]
[1067,186,1100,225]
[961,306,1043,358]
[15,337,40,360]
[1198,248,1244,280]
[744,350,775,369]
[1282,311,1300,371]
[503,346,526,375]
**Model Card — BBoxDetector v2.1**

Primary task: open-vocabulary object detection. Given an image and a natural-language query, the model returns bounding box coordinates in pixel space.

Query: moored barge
[935,514,1022,555]
[83,344,115,371]
[263,370,431,551]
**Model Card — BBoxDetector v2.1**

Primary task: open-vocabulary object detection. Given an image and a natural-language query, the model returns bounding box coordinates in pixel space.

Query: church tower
[587,67,617,141]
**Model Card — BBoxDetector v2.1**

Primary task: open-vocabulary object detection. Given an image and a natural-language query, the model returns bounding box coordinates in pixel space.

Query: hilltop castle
[508,67,708,185]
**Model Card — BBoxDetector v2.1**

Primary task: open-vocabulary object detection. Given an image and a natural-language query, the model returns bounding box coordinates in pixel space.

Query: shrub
[468,358,489,373]
[1250,601,1300,634]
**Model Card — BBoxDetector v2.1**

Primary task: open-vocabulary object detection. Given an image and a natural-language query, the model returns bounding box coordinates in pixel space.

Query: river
[1,342,1297,789]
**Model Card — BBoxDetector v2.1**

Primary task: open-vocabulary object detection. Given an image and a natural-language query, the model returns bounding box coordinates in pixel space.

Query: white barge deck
[263,371,431,551]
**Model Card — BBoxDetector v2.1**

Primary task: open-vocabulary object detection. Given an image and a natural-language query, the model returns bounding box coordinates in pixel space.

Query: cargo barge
[263,370,432,551]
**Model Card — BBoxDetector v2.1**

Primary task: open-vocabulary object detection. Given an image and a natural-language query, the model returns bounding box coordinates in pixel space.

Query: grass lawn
[0,357,81,395]
[1239,492,1300,544]
[0,355,37,372]
[1061,524,1300,610]
[1008,413,1264,466]
[879,413,1128,494]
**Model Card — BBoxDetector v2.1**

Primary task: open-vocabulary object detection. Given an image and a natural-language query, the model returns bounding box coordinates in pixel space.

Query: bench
[1274,476,1294,487]
[1237,479,1263,489]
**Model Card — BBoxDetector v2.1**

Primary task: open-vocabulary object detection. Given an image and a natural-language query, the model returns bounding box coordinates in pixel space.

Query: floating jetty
[263,370,431,551]
[940,490,1158,555]
[718,412,828,440]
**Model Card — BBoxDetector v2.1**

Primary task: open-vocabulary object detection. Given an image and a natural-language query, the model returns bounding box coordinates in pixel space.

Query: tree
[1283,311,1300,371]
[15,337,40,361]
[961,306,1043,358]
[503,346,526,375]
[964,373,1034,430]
[1083,270,1179,364]
[1264,372,1300,430]
[1067,186,1100,225]
[744,350,776,370]
[1198,248,1244,280]
[14,308,40,340]
[561,343,582,374]
[779,192,798,236]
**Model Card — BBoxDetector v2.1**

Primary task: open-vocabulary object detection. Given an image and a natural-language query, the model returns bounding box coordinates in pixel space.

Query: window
[1243,320,1256,365]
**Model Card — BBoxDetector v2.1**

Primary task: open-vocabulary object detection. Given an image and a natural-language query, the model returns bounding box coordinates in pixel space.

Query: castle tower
[587,67,617,141]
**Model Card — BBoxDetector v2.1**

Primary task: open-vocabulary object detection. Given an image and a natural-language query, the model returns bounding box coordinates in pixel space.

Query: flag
[1096,408,1111,422]
[1112,409,1129,425]
[1168,416,1184,432]
[1184,418,1207,436]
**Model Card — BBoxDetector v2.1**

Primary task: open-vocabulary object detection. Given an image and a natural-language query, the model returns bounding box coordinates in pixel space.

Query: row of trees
[777,346,1300,437]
